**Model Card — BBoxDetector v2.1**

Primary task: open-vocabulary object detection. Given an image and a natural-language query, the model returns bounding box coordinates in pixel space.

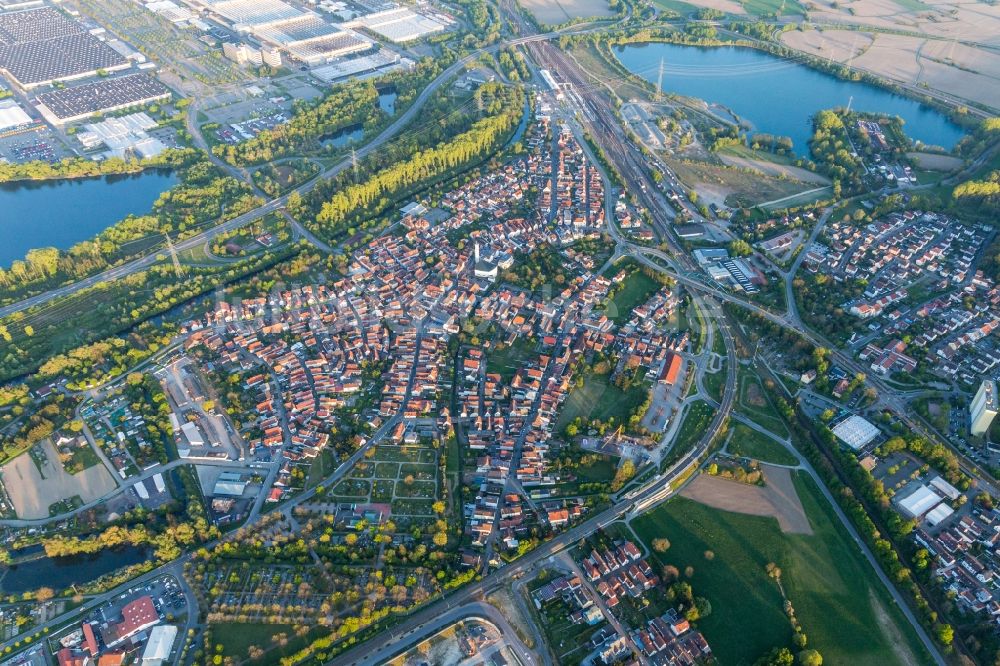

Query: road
[340,601,537,666]
[3,14,985,666]
[328,40,742,666]
[0,26,603,323]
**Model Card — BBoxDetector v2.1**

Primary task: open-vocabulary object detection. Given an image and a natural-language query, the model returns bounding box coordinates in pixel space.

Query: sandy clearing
[681,465,812,534]
[907,151,964,170]
[1,439,115,519]
[718,155,831,185]
[690,182,733,209]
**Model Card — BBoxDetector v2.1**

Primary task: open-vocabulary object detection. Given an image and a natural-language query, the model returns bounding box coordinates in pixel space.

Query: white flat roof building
[928,476,961,501]
[0,99,32,130]
[925,503,955,527]
[831,414,881,451]
[897,484,942,519]
[353,7,448,43]
[180,421,205,447]
[141,624,178,666]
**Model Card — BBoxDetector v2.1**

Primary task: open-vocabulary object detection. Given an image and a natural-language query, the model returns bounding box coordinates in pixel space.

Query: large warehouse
[896,483,942,520]
[830,414,881,451]
[353,6,449,43]
[0,98,31,129]
[0,7,129,89]
[35,72,171,124]
[183,0,372,64]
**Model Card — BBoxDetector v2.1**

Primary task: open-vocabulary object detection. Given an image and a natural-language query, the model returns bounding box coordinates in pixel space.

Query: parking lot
[0,126,73,163]
[84,573,188,652]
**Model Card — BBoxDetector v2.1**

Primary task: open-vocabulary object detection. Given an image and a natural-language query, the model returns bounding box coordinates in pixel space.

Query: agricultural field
[518,0,615,25]
[631,473,930,666]
[780,27,1000,111]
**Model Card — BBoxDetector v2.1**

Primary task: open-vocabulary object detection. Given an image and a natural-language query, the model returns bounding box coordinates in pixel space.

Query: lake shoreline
[613,41,966,156]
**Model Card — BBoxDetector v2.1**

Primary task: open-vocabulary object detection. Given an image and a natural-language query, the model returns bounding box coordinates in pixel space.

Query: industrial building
[212,471,248,497]
[830,414,881,451]
[352,6,449,43]
[971,379,998,437]
[76,112,167,159]
[895,480,955,527]
[182,0,371,65]
[309,49,405,83]
[140,625,178,666]
[35,73,171,124]
[0,97,31,129]
[0,7,129,89]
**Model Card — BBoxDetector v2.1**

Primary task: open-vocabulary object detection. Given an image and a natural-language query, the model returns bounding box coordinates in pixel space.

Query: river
[0,170,177,268]
[0,544,147,594]
[614,43,966,154]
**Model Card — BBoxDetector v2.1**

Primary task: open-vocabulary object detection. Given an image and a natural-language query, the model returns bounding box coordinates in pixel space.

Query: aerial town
[0,0,998,663]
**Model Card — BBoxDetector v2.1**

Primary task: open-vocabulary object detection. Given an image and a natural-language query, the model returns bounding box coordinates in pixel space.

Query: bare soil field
[781,28,1000,110]
[718,154,831,184]
[780,29,873,63]
[681,465,812,534]
[518,0,614,24]
[801,0,1000,46]
[0,439,115,519]
[906,151,964,170]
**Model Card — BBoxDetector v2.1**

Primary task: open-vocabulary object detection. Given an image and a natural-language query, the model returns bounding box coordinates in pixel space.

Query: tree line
[0,154,262,306]
[306,84,525,243]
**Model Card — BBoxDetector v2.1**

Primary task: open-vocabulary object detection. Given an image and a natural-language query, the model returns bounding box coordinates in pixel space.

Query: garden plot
[331,443,442,526]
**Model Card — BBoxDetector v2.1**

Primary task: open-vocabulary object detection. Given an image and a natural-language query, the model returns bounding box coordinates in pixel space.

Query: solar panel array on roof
[36,73,170,122]
[0,7,128,88]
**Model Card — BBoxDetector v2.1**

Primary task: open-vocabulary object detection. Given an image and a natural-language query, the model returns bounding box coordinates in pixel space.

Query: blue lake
[614,43,966,154]
[0,170,178,268]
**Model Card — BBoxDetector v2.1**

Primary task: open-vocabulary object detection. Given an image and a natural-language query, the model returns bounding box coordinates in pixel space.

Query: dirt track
[681,465,812,534]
